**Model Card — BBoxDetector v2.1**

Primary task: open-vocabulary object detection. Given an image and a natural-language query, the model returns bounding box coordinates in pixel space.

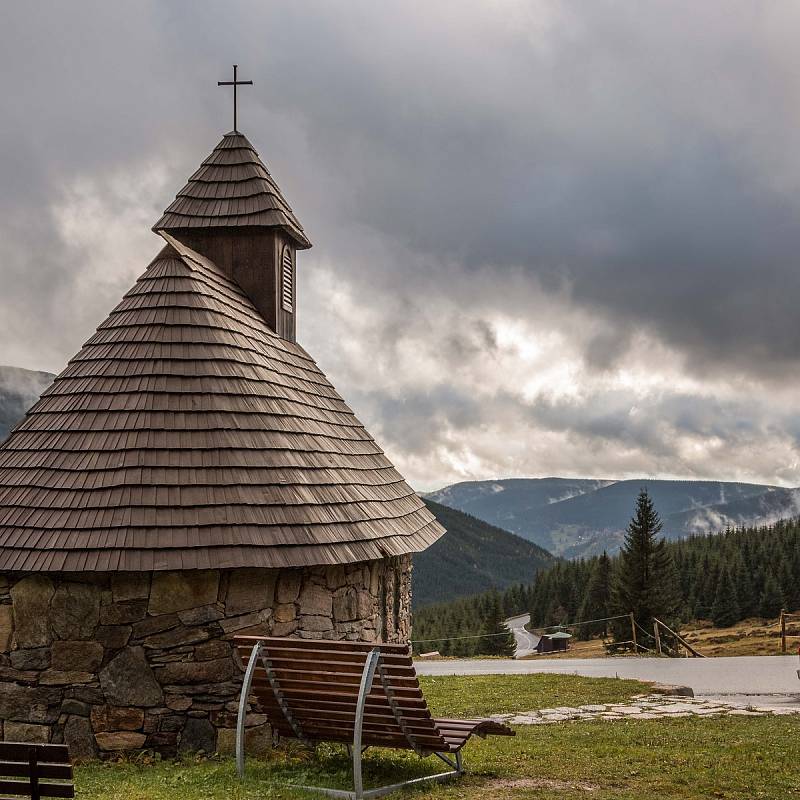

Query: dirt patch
[488,777,600,792]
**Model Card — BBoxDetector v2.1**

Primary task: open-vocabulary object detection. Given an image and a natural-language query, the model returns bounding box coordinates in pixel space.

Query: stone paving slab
[492,694,800,726]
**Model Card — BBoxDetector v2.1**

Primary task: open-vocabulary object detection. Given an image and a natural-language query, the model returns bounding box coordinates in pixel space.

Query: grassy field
[76,673,800,800]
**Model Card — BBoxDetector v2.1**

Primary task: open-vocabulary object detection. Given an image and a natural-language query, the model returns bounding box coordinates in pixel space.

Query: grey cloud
[3,1,800,487]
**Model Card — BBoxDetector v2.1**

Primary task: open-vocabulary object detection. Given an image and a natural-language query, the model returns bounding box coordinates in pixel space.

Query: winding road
[506,613,539,658]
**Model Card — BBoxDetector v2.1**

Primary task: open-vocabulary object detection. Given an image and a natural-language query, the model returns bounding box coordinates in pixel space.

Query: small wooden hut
[0,131,445,757]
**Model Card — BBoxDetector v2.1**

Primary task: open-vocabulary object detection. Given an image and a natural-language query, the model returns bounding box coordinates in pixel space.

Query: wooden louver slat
[281,246,293,313]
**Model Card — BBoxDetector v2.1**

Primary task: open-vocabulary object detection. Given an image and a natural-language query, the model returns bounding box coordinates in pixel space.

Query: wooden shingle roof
[0,234,443,572]
[153,132,311,249]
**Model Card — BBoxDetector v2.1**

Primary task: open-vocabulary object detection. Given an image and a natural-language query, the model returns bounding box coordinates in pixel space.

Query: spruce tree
[759,575,783,619]
[711,564,740,628]
[578,552,612,639]
[481,591,516,656]
[611,488,681,640]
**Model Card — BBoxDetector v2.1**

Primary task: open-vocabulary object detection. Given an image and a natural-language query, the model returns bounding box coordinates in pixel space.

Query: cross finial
[218,64,253,133]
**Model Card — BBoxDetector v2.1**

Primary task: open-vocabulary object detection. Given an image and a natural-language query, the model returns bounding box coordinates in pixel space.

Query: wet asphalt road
[415,654,800,706]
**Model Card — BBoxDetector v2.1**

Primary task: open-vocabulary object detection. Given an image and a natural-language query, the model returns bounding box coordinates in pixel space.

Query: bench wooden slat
[0,745,69,763]
[0,763,72,780]
[0,779,74,798]
[234,636,409,653]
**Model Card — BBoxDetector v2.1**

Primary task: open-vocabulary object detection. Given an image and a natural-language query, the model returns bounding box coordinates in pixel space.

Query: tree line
[413,491,800,656]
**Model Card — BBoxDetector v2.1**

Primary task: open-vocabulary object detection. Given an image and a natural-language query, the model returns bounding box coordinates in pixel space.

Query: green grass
[418,673,649,716]
[75,674,800,799]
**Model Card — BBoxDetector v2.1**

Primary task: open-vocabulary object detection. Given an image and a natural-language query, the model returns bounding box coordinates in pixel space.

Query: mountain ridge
[427,477,799,558]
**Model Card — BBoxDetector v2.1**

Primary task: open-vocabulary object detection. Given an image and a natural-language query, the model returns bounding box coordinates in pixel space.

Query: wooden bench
[234,636,514,799]
[0,743,73,800]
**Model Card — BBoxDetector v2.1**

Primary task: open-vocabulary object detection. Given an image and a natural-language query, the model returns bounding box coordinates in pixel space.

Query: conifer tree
[481,591,516,656]
[711,564,740,628]
[611,488,681,640]
[759,574,783,619]
[578,552,612,638]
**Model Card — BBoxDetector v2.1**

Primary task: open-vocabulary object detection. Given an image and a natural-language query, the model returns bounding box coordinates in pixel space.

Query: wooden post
[630,612,637,653]
[653,620,662,655]
[781,610,787,654]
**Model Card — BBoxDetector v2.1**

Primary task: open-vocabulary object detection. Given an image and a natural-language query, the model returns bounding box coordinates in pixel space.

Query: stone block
[10,575,55,647]
[178,605,224,625]
[346,565,367,587]
[273,604,296,624]
[217,723,271,756]
[61,699,91,716]
[100,600,148,625]
[0,684,60,723]
[178,717,216,754]
[0,604,12,652]
[275,572,301,604]
[64,715,96,762]
[10,648,50,671]
[0,665,38,684]
[50,582,101,640]
[95,625,132,650]
[298,583,332,617]
[333,587,374,623]
[149,571,220,615]
[91,705,145,732]
[218,609,269,635]
[111,573,151,603]
[195,639,230,661]
[65,686,105,705]
[325,565,347,590]
[39,670,95,686]
[5,722,50,742]
[144,625,212,650]
[156,657,234,685]
[298,615,333,632]
[95,731,147,751]
[160,714,186,732]
[131,614,180,639]
[99,647,163,706]
[142,714,159,734]
[224,569,276,616]
[51,640,104,672]
[165,695,192,711]
[270,621,298,637]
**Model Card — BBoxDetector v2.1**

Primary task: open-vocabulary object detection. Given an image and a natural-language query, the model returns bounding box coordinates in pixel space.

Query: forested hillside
[413,500,555,606]
[413,518,800,656]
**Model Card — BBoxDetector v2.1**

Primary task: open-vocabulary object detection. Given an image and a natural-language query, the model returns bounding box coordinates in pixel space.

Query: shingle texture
[0,234,443,571]
[153,132,311,249]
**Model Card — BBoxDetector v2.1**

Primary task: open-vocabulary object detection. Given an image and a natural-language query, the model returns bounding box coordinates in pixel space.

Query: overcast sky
[2,1,800,491]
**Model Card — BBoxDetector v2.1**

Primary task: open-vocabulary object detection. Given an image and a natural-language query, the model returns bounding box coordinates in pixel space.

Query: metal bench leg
[236,642,262,779]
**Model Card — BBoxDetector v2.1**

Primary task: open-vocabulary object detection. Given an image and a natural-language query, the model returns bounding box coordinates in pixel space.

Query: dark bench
[234,636,514,799]
[0,743,73,800]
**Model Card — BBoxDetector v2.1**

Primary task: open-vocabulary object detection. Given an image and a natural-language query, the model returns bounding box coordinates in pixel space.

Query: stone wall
[0,555,412,759]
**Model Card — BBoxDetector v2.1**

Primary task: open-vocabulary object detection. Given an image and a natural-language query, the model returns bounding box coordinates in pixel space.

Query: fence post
[653,620,662,655]
[781,610,787,654]
[630,612,637,653]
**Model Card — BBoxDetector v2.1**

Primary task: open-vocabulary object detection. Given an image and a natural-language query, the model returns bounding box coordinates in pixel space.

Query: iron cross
[218,64,253,133]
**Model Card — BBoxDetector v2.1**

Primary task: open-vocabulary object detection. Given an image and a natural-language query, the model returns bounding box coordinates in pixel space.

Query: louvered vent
[281,246,294,312]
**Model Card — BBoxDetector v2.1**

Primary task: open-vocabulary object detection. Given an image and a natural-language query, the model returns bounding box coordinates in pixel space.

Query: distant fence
[781,610,800,653]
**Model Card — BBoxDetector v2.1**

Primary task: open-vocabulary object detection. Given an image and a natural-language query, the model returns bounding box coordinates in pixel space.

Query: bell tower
[152,131,311,342]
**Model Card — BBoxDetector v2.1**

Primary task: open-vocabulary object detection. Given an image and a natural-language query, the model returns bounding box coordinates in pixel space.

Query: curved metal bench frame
[236,642,464,799]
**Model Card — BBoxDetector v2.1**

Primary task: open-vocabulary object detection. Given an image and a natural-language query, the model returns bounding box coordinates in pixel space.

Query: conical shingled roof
[153,132,311,249]
[0,234,443,571]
